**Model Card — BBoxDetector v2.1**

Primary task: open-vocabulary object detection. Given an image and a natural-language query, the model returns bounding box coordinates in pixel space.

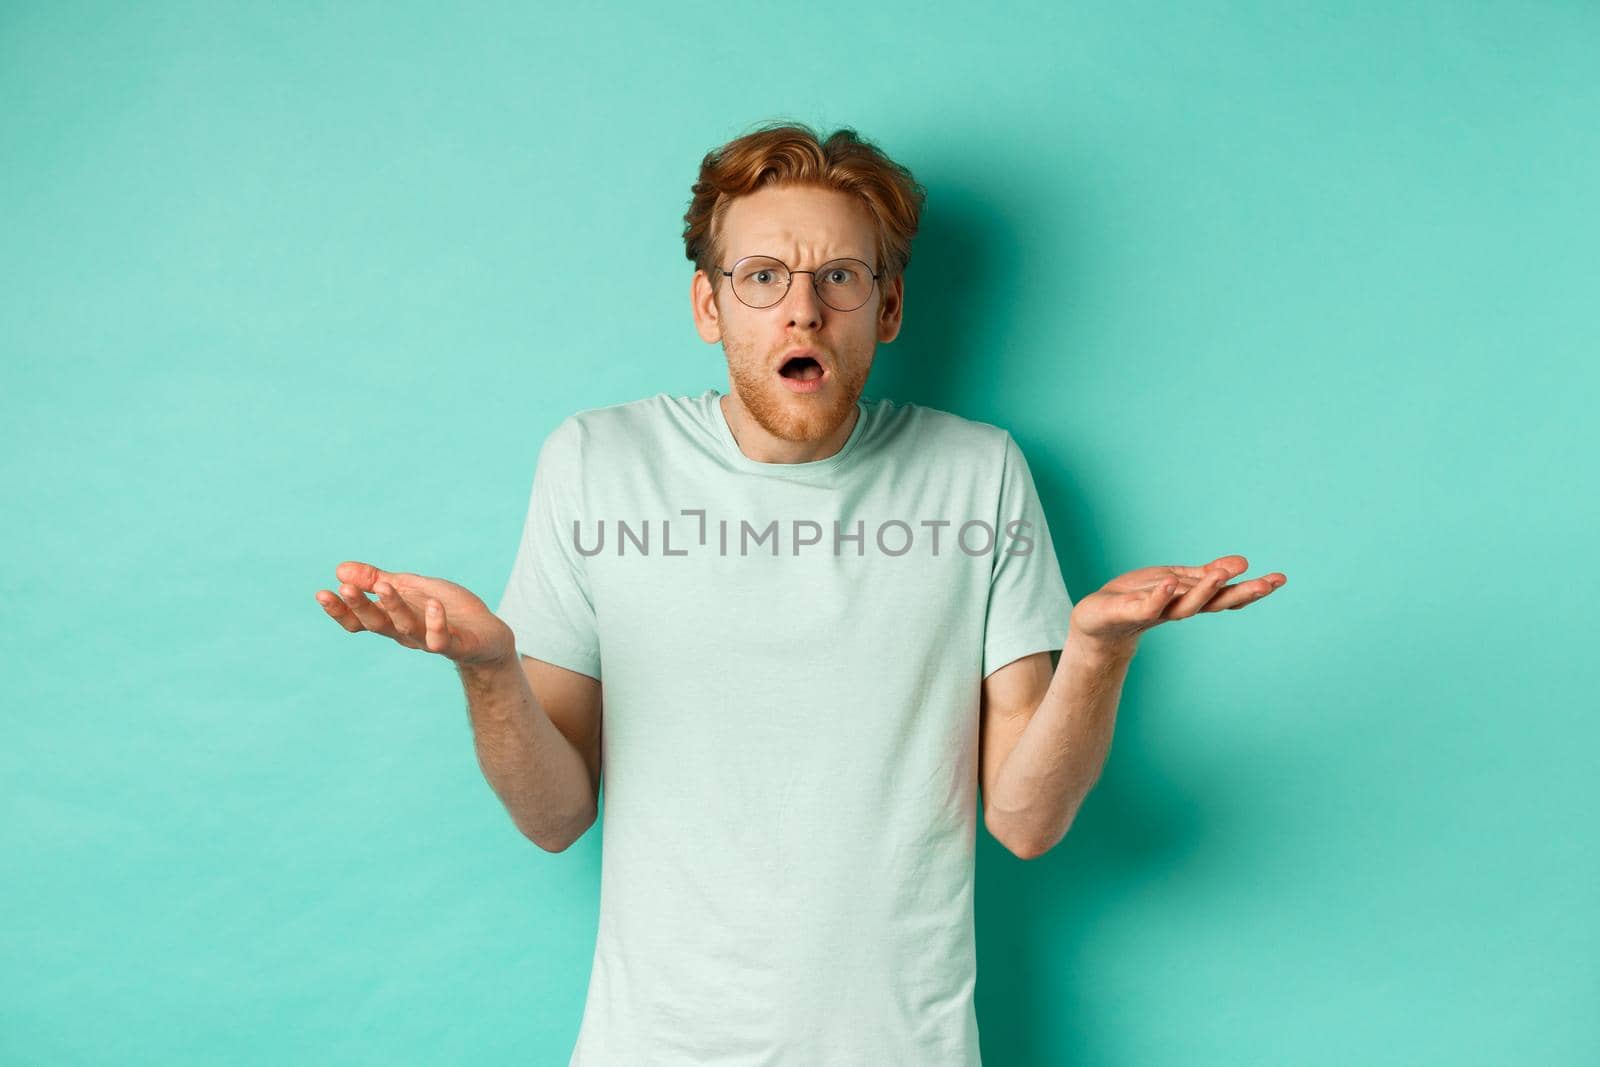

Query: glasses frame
[718,254,883,312]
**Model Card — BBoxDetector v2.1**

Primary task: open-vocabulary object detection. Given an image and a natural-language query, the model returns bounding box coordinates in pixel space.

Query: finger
[1146,579,1183,617]
[1221,574,1286,610]
[1162,555,1249,581]
[1142,574,1198,599]
[1167,566,1231,618]
[315,590,364,633]
[374,580,426,641]
[1202,578,1271,612]
[424,598,452,654]
[335,560,395,594]
[338,582,394,633]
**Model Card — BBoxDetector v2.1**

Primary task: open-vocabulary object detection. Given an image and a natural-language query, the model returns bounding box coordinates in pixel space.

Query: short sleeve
[982,431,1073,679]
[494,416,602,680]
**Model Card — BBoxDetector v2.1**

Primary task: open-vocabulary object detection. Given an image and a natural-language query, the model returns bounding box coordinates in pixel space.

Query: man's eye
[825,269,853,284]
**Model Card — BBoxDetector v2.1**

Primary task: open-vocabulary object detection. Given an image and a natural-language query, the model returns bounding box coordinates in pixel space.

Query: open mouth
[778,355,825,382]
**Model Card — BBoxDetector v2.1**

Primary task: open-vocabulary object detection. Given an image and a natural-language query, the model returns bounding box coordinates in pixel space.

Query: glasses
[718,255,882,312]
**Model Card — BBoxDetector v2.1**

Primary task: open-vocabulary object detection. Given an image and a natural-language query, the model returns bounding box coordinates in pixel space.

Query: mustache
[776,340,829,360]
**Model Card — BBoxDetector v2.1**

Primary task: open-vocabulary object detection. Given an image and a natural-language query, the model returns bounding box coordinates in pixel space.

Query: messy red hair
[683,120,927,295]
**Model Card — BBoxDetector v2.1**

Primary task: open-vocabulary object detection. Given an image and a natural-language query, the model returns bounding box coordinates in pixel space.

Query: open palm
[1068,554,1287,650]
[314,560,515,665]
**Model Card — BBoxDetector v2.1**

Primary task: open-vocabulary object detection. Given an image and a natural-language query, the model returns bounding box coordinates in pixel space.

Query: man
[315,121,1285,1065]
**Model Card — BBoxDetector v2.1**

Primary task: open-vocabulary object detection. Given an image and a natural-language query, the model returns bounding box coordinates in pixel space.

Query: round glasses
[718,255,882,312]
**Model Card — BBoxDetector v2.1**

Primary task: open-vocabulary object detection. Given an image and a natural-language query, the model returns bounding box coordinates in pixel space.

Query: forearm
[456,654,596,852]
[988,633,1136,858]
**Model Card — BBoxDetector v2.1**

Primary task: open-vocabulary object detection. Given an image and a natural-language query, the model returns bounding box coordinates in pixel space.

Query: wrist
[1066,628,1138,666]
[457,643,520,678]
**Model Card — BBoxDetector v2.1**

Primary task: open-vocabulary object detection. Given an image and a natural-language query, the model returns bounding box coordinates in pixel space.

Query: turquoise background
[4,2,1595,1063]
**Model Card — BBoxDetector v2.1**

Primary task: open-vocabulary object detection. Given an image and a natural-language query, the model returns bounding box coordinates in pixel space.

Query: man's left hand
[1067,554,1286,658]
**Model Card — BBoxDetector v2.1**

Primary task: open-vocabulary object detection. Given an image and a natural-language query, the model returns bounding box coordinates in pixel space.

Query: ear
[876,272,904,344]
[691,269,723,344]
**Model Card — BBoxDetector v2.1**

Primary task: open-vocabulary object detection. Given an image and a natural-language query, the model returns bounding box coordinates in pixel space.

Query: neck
[721,391,858,464]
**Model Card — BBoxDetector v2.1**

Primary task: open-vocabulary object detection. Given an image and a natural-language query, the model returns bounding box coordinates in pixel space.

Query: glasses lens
[815,258,874,311]
[731,256,789,309]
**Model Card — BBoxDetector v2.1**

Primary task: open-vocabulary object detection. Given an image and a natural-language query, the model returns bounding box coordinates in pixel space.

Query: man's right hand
[314,560,516,666]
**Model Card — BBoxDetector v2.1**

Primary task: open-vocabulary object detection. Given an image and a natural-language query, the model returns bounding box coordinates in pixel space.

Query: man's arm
[314,559,603,854]
[978,636,1135,860]
[457,653,603,853]
[978,554,1286,859]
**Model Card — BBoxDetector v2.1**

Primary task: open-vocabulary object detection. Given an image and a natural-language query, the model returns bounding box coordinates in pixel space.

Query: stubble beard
[722,332,873,444]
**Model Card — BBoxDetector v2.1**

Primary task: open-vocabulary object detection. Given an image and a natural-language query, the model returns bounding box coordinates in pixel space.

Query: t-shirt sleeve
[494,415,602,680]
[982,431,1073,679]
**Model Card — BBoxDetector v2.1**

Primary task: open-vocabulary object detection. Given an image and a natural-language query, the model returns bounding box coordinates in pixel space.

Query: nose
[780,271,824,329]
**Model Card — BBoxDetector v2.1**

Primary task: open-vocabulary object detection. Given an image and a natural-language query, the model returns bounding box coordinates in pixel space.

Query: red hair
[683,120,927,294]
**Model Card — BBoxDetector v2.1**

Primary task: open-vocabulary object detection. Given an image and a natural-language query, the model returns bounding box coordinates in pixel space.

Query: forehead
[720,183,877,262]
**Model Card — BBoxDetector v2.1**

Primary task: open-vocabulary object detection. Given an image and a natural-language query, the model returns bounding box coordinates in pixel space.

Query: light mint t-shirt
[495,387,1073,1066]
